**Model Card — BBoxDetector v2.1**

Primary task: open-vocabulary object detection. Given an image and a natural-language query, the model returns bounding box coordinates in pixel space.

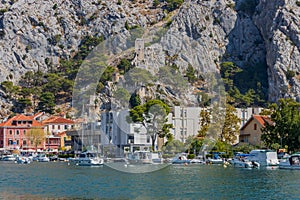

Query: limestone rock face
[254,0,300,102]
[0,0,164,83]
[0,0,299,115]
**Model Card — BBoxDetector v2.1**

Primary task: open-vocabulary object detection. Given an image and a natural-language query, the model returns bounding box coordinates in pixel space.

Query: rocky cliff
[0,0,299,115]
[254,0,300,102]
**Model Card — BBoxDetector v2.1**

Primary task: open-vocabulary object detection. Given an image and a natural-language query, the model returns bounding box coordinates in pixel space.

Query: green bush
[0,9,8,15]
[187,154,195,159]
[52,4,58,10]
[166,0,184,12]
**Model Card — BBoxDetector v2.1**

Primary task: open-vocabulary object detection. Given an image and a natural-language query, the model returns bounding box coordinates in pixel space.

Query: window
[245,136,249,143]
[16,130,20,135]
[64,125,68,130]
[9,130,12,135]
[254,123,257,130]
[52,125,55,129]
[16,140,19,145]
[147,136,150,143]
[8,139,13,145]
[23,130,26,135]
[23,140,27,145]
[58,125,60,130]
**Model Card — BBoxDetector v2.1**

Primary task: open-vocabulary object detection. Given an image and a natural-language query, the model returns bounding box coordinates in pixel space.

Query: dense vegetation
[0,35,105,115]
[262,98,300,152]
[220,61,268,108]
[129,99,172,150]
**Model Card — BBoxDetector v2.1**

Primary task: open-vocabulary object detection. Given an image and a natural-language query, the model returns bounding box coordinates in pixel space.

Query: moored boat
[36,154,50,162]
[1,154,17,161]
[69,151,104,166]
[16,156,31,164]
[248,149,279,166]
[230,153,260,169]
[279,153,300,170]
[171,153,190,164]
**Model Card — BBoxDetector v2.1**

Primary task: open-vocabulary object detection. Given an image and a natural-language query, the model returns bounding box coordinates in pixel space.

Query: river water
[0,161,299,200]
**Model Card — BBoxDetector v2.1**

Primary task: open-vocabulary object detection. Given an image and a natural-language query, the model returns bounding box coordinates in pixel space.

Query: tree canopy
[261,98,300,152]
[129,99,171,151]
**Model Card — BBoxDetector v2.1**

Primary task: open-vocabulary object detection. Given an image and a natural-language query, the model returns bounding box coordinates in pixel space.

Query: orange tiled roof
[0,114,44,127]
[31,112,44,119]
[42,116,74,125]
[56,131,67,136]
[241,115,272,130]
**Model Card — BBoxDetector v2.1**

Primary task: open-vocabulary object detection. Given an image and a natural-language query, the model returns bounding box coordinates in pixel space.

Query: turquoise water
[0,162,299,200]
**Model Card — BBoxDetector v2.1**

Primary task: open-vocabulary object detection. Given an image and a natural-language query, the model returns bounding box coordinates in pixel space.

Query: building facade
[239,115,272,146]
[169,106,202,143]
[235,107,263,128]
[100,110,152,157]
[42,116,75,152]
[0,114,45,151]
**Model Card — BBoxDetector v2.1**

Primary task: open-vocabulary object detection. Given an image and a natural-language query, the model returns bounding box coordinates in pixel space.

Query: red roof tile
[42,116,74,125]
[241,115,272,130]
[0,114,44,127]
[56,131,67,136]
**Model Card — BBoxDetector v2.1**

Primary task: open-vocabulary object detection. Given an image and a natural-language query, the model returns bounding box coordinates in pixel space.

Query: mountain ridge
[0,0,299,117]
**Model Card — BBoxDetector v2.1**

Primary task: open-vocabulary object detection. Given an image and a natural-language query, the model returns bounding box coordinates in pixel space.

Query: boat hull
[16,157,31,164]
[279,165,300,170]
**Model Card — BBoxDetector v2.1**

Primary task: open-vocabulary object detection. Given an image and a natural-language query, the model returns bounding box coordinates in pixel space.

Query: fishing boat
[279,153,300,170]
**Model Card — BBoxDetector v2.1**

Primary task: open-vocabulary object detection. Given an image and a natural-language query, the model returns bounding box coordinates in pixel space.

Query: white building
[169,106,202,143]
[235,107,263,128]
[100,110,152,157]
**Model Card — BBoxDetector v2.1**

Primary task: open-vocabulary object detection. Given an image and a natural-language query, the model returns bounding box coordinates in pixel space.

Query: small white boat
[279,153,300,170]
[70,152,104,166]
[230,153,260,168]
[247,149,279,166]
[16,156,31,164]
[207,158,224,164]
[36,154,50,162]
[1,154,17,161]
[206,152,225,164]
[190,159,205,164]
[231,159,260,169]
[171,153,190,164]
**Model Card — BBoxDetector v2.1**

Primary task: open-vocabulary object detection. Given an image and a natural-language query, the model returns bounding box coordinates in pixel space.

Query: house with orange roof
[239,115,272,146]
[0,114,45,151]
[56,131,72,151]
[42,116,74,152]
